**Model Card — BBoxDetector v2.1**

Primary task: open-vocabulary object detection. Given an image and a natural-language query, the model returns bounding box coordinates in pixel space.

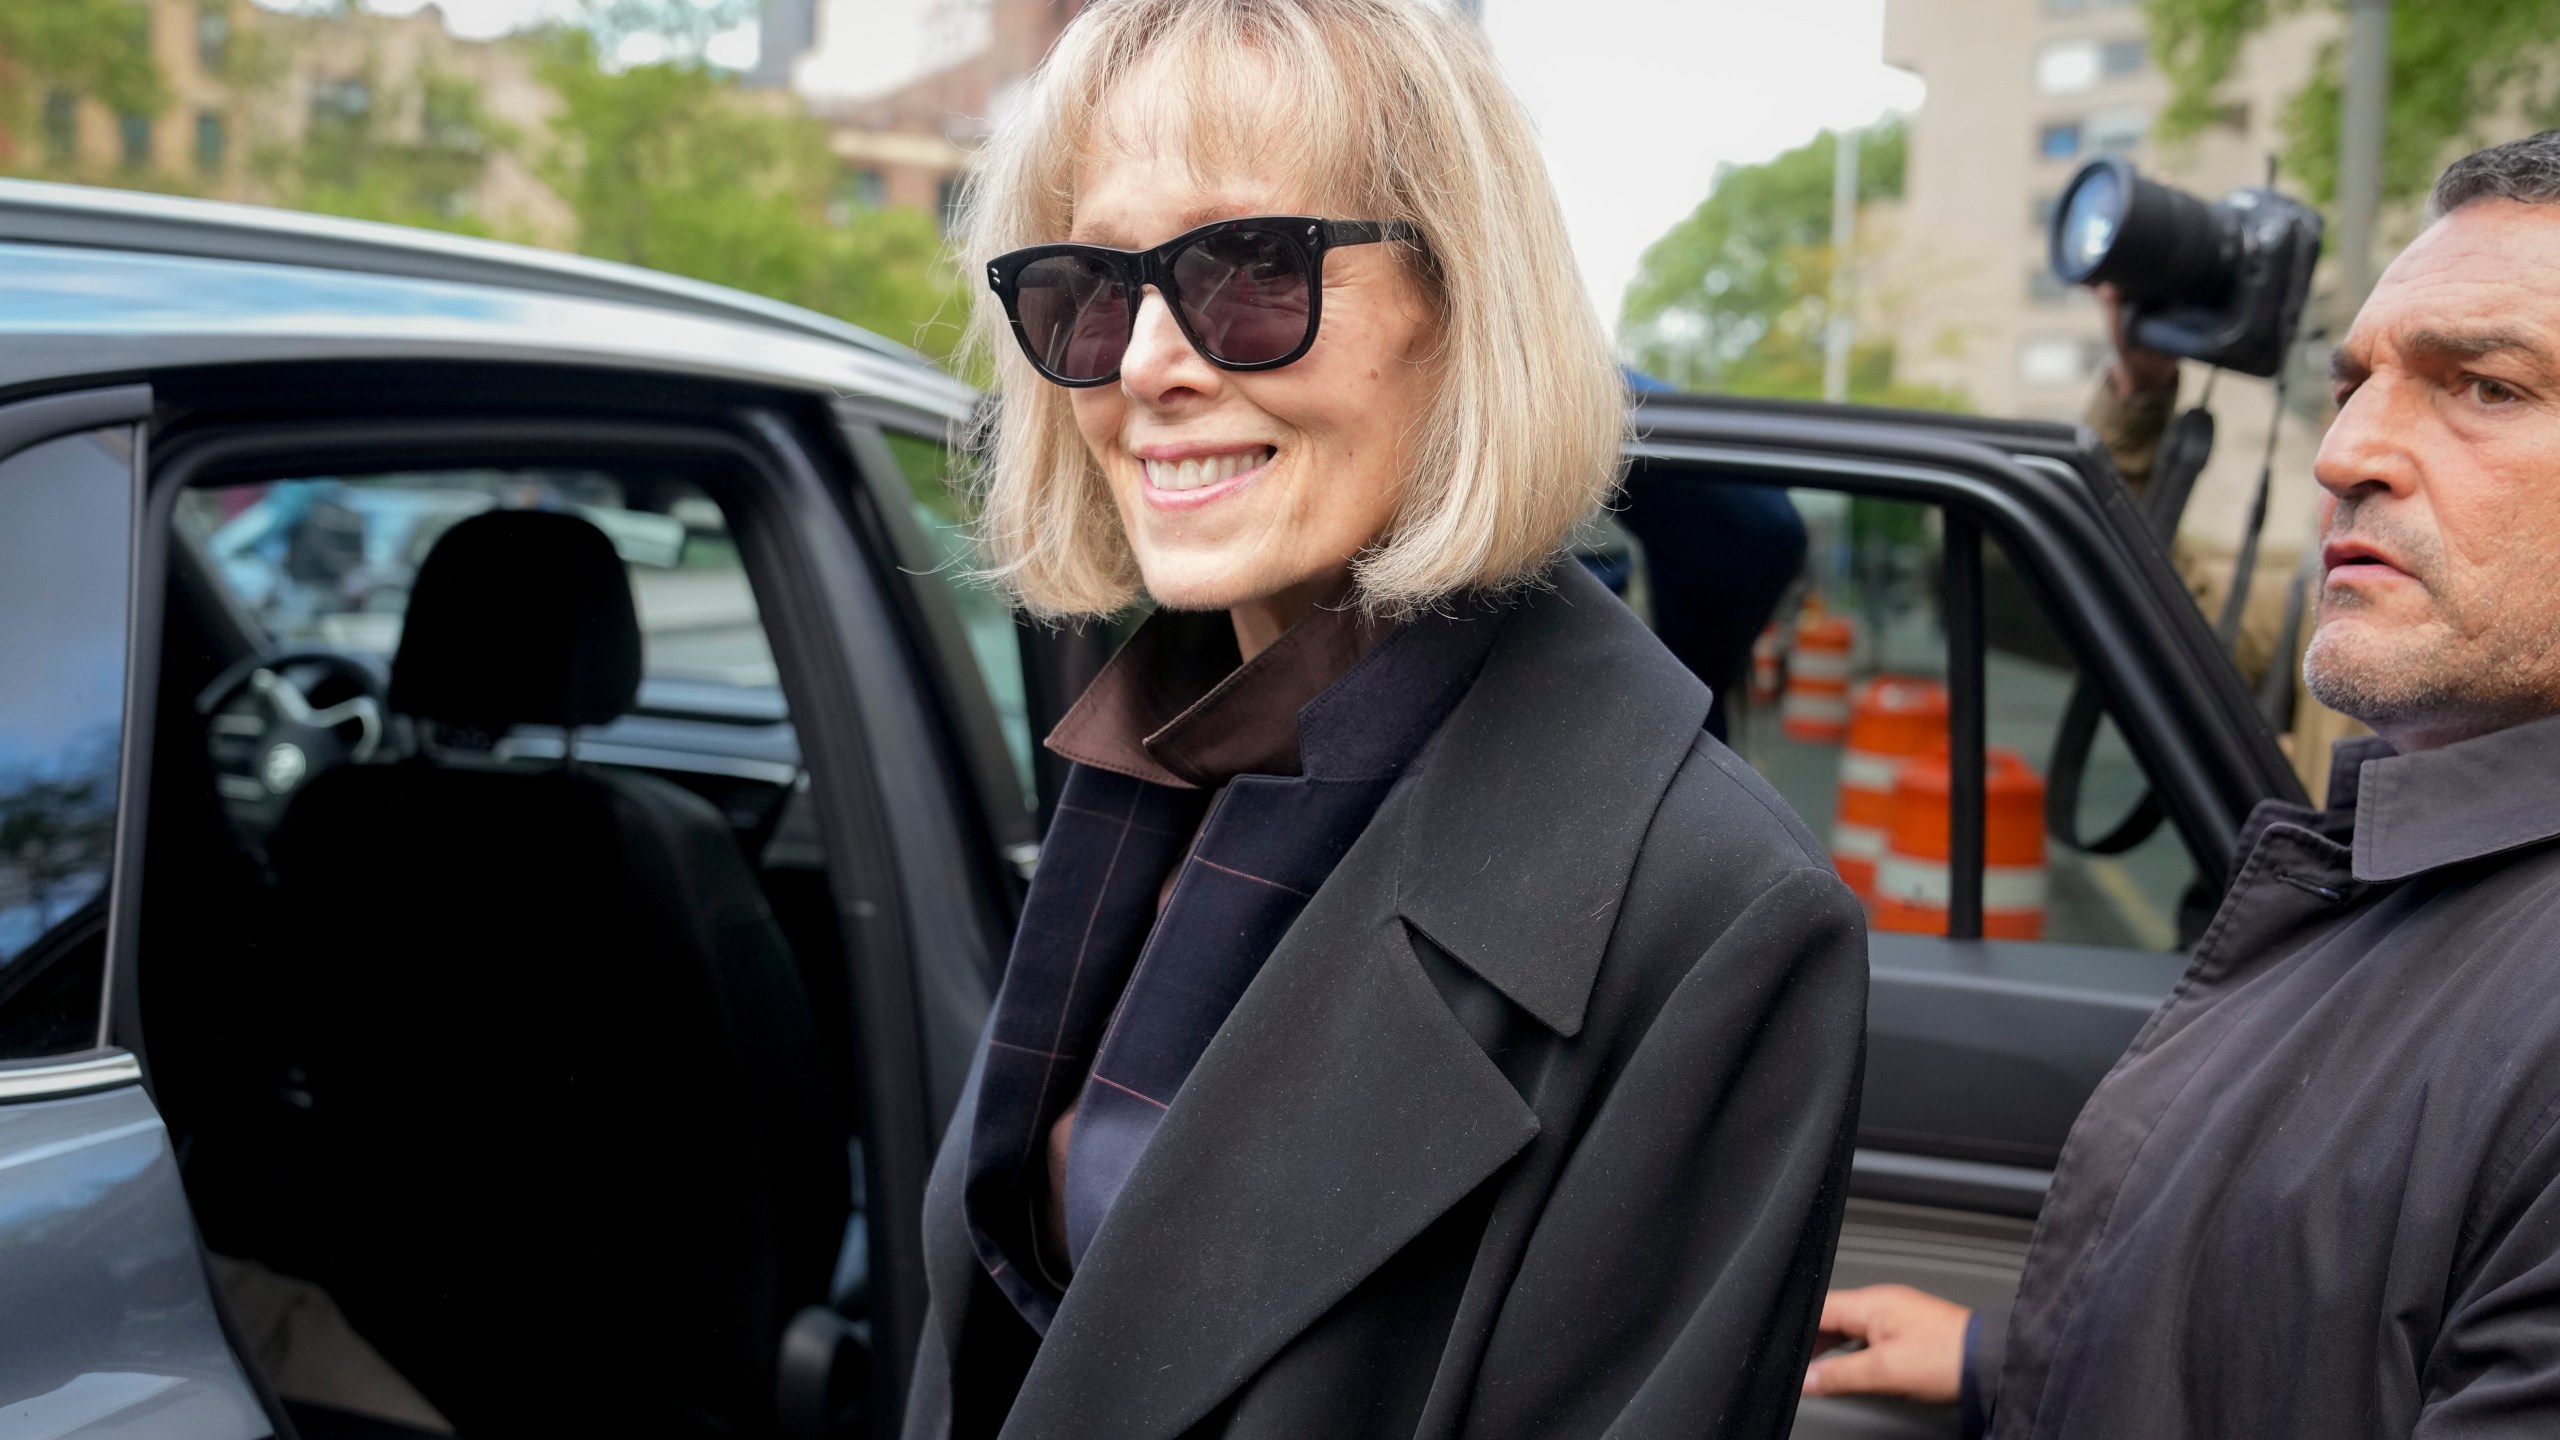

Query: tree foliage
[2150,0,2560,205]
[269,65,512,233]
[530,27,967,361]
[0,0,166,120]
[0,0,966,367]
[1620,119,1963,408]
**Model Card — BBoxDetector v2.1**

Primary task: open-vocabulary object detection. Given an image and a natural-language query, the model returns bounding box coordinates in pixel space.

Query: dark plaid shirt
[960,600,1507,1334]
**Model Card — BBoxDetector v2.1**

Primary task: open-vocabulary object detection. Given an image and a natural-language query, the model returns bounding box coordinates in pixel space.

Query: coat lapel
[1398,562,1711,1035]
[1001,801,1536,1440]
[995,566,1710,1440]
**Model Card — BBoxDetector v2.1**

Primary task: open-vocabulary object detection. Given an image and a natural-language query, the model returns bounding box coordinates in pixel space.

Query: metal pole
[1943,513,1986,942]
[1824,126,1861,404]
[2337,0,2392,307]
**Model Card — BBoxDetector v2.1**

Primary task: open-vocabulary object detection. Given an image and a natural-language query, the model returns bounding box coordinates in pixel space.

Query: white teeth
[1141,448,1270,491]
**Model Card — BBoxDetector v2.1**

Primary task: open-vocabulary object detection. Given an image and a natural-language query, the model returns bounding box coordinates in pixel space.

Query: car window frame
[0,384,153,1067]
[832,411,1038,922]
[1626,422,2297,889]
[134,393,993,1418]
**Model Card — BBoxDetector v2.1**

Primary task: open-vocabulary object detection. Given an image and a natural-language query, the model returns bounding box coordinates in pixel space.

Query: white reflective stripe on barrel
[1838,751,1901,792]
[1873,858,2048,911]
[1782,695,1850,722]
[1831,822,1886,860]
[1790,650,1853,682]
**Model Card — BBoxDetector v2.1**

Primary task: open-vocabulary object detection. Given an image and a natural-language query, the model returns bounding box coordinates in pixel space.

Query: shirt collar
[1044,602,1395,791]
[2345,711,2560,882]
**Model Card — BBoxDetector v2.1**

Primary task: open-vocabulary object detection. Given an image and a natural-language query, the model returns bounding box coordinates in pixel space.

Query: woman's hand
[1800,1285,1970,1402]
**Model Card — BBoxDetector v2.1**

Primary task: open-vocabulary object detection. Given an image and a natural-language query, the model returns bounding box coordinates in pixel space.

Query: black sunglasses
[986,215,1422,387]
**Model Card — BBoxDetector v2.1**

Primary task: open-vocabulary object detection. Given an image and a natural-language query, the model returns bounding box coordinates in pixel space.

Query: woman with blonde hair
[908,1,1867,1434]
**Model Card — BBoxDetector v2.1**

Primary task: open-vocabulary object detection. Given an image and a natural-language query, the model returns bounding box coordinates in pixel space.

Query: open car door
[1617,391,2302,1438]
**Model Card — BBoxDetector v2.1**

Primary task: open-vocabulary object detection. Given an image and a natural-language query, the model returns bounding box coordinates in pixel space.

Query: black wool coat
[904,563,1870,1440]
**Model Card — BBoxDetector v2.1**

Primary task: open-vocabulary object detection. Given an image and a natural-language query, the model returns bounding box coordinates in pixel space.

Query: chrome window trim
[0,1050,144,1104]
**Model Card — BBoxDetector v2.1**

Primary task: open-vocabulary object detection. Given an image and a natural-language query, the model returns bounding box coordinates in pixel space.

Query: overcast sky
[278,0,1924,326]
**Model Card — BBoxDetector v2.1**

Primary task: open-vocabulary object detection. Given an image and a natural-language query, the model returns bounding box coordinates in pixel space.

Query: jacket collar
[2348,711,2560,882]
[1044,603,1394,789]
[998,564,1710,1440]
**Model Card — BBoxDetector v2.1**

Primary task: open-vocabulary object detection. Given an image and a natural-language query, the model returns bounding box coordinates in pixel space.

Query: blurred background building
[801,0,1082,225]
[1883,0,2336,562]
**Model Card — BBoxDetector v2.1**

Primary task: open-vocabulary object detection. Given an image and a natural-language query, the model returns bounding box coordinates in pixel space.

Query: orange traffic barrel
[1780,604,1855,742]
[1871,744,2048,940]
[1750,623,1785,705]
[1831,677,1949,897]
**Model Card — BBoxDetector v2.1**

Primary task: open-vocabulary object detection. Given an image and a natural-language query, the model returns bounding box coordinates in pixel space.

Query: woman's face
[1067,101,1441,634]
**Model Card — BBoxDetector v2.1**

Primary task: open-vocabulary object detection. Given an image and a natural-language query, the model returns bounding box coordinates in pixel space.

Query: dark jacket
[904,564,1869,1440]
[1974,716,2560,1438]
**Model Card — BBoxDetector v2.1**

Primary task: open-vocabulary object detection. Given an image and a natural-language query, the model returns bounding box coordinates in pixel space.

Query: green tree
[1620,119,1964,409]
[0,0,167,119]
[2149,0,2560,205]
[267,65,509,232]
[531,26,968,361]
[0,0,167,177]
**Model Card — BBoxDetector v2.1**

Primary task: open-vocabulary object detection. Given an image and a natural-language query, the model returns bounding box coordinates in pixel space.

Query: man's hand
[1800,1285,1970,1403]
[2098,282,2180,398]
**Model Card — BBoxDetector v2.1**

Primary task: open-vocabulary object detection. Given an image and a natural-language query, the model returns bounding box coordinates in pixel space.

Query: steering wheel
[196,649,389,825]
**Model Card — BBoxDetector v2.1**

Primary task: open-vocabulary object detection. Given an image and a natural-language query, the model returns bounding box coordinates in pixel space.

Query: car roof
[0,179,978,429]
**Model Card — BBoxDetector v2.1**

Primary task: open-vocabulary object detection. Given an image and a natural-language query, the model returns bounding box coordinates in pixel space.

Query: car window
[880,431,1035,807]
[1619,471,2206,952]
[174,468,777,690]
[0,427,133,1057]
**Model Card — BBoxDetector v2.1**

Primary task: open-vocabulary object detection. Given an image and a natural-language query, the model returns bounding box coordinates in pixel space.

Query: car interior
[137,455,878,1440]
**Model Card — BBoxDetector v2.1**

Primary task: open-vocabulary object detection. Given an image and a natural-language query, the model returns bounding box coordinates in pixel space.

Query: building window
[2036,40,2100,95]
[312,77,372,125]
[2028,267,2074,304]
[2039,122,2083,161]
[2100,37,2147,78]
[43,92,77,166]
[937,174,964,234]
[2033,192,2061,230]
[197,5,232,73]
[195,111,226,177]
[2089,106,2149,155]
[118,113,152,170]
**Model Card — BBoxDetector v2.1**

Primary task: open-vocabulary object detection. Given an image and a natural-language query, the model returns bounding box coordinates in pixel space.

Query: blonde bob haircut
[957,0,1625,618]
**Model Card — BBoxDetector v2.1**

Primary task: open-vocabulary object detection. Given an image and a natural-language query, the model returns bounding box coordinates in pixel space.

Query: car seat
[264,509,848,1439]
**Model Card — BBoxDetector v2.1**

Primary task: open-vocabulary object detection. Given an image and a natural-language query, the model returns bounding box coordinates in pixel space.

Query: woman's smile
[1134,444,1276,507]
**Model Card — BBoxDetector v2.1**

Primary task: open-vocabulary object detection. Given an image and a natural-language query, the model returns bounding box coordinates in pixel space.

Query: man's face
[2307,199,2560,750]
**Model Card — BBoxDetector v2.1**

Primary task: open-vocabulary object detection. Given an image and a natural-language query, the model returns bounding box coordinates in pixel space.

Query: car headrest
[390,508,642,730]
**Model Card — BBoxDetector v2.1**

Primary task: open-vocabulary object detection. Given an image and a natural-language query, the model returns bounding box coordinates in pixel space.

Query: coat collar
[2347,711,2560,882]
[995,565,1710,1440]
[1044,603,1394,789]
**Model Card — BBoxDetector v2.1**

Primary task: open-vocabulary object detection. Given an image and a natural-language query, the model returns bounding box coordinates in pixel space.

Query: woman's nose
[1118,288,1216,405]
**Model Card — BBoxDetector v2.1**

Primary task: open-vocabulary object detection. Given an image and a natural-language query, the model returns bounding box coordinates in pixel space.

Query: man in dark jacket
[1805,128,2560,1437]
